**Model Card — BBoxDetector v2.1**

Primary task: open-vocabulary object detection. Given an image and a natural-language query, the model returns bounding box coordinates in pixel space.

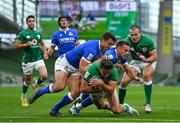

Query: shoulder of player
[141,34,154,42]
[86,63,99,71]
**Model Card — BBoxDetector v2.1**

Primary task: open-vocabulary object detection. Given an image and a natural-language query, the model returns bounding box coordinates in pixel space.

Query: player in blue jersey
[69,41,143,116]
[28,32,117,116]
[47,16,79,57]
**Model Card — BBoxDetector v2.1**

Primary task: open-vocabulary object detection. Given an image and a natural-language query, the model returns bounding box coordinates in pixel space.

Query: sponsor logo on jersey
[87,53,94,61]
[59,37,75,44]
[32,39,37,45]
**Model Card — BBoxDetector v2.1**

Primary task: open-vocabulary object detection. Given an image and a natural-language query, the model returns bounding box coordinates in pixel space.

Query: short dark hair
[130,25,141,32]
[116,40,129,48]
[26,15,35,22]
[101,32,117,43]
[100,59,113,70]
[58,15,68,26]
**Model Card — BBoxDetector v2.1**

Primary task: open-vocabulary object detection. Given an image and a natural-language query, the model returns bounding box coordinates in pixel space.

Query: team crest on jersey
[37,35,40,39]
[142,47,147,52]
[107,54,113,60]
[87,53,94,61]
[68,32,73,36]
[26,35,30,39]
[60,34,62,37]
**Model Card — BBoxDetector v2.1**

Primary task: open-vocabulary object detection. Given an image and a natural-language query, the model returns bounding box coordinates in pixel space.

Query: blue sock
[37,84,51,95]
[81,93,89,100]
[81,96,93,108]
[52,94,73,112]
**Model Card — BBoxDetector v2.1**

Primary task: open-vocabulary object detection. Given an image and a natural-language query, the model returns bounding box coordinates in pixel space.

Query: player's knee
[52,84,65,92]
[41,75,48,81]
[120,81,128,88]
[70,91,80,99]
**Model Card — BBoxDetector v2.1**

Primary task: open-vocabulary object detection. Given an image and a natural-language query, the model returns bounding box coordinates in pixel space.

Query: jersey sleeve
[16,31,25,43]
[73,30,78,42]
[119,57,128,64]
[147,38,156,51]
[51,33,58,46]
[82,49,97,63]
[83,64,94,82]
[109,67,118,81]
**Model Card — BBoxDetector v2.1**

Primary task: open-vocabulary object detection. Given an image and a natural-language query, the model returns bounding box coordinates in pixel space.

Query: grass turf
[0,86,180,122]
[40,20,107,40]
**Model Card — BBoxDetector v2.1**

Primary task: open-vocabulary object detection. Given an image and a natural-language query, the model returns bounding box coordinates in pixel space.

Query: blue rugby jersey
[65,40,102,68]
[104,48,128,64]
[51,28,78,56]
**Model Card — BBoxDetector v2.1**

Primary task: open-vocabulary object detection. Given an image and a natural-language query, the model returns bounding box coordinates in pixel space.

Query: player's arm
[79,58,90,74]
[47,45,56,56]
[80,79,94,93]
[40,40,48,60]
[15,40,33,48]
[122,64,143,83]
[91,78,116,94]
[92,55,106,64]
[138,49,157,63]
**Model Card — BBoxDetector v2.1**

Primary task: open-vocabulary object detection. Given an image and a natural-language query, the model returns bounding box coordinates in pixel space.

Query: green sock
[22,82,28,95]
[36,77,44,85]
[144,84,152,105]
[119,88,127,104]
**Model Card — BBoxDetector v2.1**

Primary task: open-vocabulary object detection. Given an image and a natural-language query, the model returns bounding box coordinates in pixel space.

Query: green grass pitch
[0,86,180,122]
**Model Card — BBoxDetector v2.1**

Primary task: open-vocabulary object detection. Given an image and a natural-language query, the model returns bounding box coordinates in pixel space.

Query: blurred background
[0,0,180,86]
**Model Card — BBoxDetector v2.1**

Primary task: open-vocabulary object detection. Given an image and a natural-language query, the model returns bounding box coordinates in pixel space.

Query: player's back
[65,40,101,68]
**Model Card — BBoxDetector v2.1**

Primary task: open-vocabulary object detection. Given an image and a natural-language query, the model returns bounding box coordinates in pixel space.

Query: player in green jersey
[119,25,157,113]
[15,15,48,107]
[80,59,139,116]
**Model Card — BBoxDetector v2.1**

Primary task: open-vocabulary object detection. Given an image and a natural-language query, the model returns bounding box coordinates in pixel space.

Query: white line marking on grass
[1,116,180,122]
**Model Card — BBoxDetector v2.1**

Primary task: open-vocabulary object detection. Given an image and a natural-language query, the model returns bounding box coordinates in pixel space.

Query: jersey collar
[59,28,69,34]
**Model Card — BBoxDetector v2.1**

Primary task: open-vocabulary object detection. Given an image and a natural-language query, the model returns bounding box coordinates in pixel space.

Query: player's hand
[91,78,104,86]
[136,77,144,84]
[26,41,34,46]
[43,51,48,60]
[47,48,53,56]
[114,63,121,69]
[138,53,146,62]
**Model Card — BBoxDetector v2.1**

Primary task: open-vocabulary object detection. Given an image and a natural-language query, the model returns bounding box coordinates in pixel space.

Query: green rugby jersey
[125,34,155,60]
[83,62,118,85]
[16,28,43,63]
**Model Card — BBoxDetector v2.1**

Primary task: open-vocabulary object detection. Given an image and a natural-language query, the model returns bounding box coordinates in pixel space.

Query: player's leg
[50,74,81,117]
[108,90,139,116]
[143,63,156,113]
[21,62,34,107]
[32,60,48,89]
[29,70,68,104]
[29,57,70,104]
[69,95,93,116]
[119,72,134,104]
[119,64,138,104]
[21,74,32,107]
[74,93,89,105]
